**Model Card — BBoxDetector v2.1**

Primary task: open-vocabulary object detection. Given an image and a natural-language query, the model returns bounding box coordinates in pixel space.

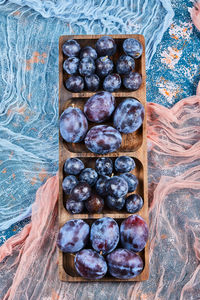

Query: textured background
[0,0,199,244]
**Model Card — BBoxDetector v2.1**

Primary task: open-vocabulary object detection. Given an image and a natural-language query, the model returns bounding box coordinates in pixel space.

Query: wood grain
[59,34,149,282]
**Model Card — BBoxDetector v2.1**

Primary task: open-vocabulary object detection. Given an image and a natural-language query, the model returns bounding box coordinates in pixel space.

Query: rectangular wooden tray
[59,34,149,282]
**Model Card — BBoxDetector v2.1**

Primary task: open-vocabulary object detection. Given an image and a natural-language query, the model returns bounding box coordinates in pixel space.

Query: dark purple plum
[120,173,138,192]
[79,57,96,76]
[74,249,107,280]
[63,57,79,75]
[66,198,84,214]
[123,38,143,59]
[59,107,88,143]
[106,176,128,198]
[62,175,78,195]
[114,156,135,173]
[57,219,89,253]
[123,72,142,91]
[107,249,143,279]
[90,217,119,254]
[80,46,98,60]
[103,73,121,92]
[95,157,113,176]
[64,158,85,175]
[85,74,100,91]
[120,215,148,252]
[116,55,135,75]
[95,36,116,56]
[79,168,98,186]
[85,125,122,154]
[70,182,91,201]
[113,98,144,133]
[95,175,110,197]
[65,75,84,92]
[62,39,81,57]
[85,194,104,213]
[96,56,114,78]
[126,194,144,213]
[84,91,115,123]
[106,195,125,211]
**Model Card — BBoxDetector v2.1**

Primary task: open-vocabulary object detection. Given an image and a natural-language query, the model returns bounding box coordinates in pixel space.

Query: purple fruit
[95,36,116,56]
[107,249,143,279]
[85,194,104,213]
[123,38,143,59]
[62,175,78,195]
[106,176,128,198]
[113,98,144,133]
[120,215,148,252]
[84,91,115,123]
[57,219,89,253]
[95,175,110,197]
[103,73,121,92]
[79,57,96,76]
[120,173,138,192]
[123,72,142,91]
[80,46,98,60]
[90,217,119,254]
[63,57,79,75]
[125,194,144,213]
[62,39,81,57]
[106,195,125,211]
[85,74,100,91]
[66,198,84,214]
[75,249,107,279]
[59,107,88,143]
[116,55,135,75]
[65,75,84,92]
[95,157,113,176]
[114,156,135,173]
[64,158,85,175]
[70,182,91,201]
[79,168,98,186]
[85,125,122,154]
[96,56,114,78]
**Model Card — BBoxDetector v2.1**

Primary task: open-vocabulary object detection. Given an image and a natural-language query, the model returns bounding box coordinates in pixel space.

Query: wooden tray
[59,34,149,282]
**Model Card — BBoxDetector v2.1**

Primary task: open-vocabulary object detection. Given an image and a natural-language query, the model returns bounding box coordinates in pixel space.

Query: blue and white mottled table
[0,0,199,244]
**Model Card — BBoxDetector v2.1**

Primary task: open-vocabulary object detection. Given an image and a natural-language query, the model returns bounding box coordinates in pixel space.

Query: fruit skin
[120,215,148,252]
[64,158,85,175]
[96,56,114,78]
[57,219,89,253]
[79,168,98,186]
[106,195,125,211]
[66,198,84,214]
[85,125,122,154]
[125,194,144,213]
[70,182,91,201]
[120,173,138,192]
[80,46,98,60]
[95,175,110,197]
[59,107,88,143]
[116,55,135,75]
[85,194,104,213]
[114,156,136,173]
[106,248,143,279]
[113,98,144,134]
[84,91,115,123]
[74,249,107,280]
[79,57,96,76]
[103,73,121,92]
[63,57,79,75]
[65,75,84,92]
[106,176,128,198]
[123,72,142,91]
[62,39,81,57]
[95,157,113,176]
[90,217,119,254]
[62,175,78,195]
[85,74,100,92]
[95,36,116,56]
[123,38,143,59]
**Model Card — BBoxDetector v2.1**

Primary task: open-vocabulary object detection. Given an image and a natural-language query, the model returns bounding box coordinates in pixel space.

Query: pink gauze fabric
[0,84,200,300]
